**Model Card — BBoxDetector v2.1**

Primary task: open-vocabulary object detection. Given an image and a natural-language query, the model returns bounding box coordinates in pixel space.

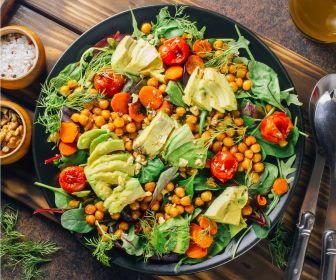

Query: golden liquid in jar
[289,0,336,43]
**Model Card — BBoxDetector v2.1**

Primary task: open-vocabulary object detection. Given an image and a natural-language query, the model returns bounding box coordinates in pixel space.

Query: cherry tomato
[159,37,190,65]
[210,151,238,182]
[59,166,86,193]
[260,112,293,143]
[93,68,125,97]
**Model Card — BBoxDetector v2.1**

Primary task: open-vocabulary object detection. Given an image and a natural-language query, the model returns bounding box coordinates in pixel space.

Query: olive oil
[289,0,336,43]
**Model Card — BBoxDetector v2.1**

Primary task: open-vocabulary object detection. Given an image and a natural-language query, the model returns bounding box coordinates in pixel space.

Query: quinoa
[0,33,36,79]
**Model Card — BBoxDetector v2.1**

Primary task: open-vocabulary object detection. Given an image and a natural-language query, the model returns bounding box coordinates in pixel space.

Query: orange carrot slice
[156,100,173,116]
[111,92,131,114]
[165,65,183,81]
[138,86,163,109]
[129,102,146,123]
[186,55,204,75]
[60,122,78,143]
[59,141,77,156]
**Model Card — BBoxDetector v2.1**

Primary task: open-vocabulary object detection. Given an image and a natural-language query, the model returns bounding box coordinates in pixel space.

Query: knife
[285,152,326,280]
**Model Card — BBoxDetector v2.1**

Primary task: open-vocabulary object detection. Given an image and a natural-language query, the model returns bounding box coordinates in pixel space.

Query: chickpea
[85,215,96,225]
[147,77,159,88]
[151,201,160,211]
[201,191,212,202]
[92,107,102,115]
[119,221,129,231]
[156,193,163,202]
[114,117,125,128]
[81,109,91,116]
[95,116,106,127]
[222,146,229,152]
[99,99,109,110]
[251,172,260,184]
[164,203,172,214]
[176,205,185,214]
[114,229,123,238]
[215,133,225,141]
[158,84,167,92]
[122,114,131,124]
[107,122,115,132]
[229,64,237,74]
[165,182,175,192]
[130,201,140,211]
[220,64,228,74]
[224,115,233,124]
[234,118,244,127]
[111,112,119,120]
[85,204,96,215]
[125,140,133,151]
[164,213,171,220]
[143,195,152,203]
[230,145,238,154]
[212,141,222,153]
[175,107,186,117]
[169,206,179,218]
[101,110,110,120]
[236,68,247,78]
[97,224,108,235]
[126,122,137,133]
[226,128,236,137]
[223,137,234,147]
[242,205,253,216]
[265,104,273,112]
[84,101,94,110]
[69,199,80,208]
[232,110,241,117]
[141,22,152,34]
[128,132,138,139]
[235,77,243,88]
[244,149,254,159]
[175,187,185,198]
[253,153,262,163]
[201,131,211,142]
[110,213,120,220]
[213,40,224,50]
[180,196,191,206]
[145,182,156,192]
[253,162,265,173]
[250,143,261,153]
[131,210,141,220]
[195,197,205,206]
[186,115,198,124]
[115,128,124,136]
[171,194,181,205]
[235,152,244,162]
[71,113,80,123]
[246,71,250,79]
[155,213,164,220]
[242,80,252,91]
[95,210,104,221]
[242,158,252,170]
[237,163,244,172]
[185,205,195,214]
[67,79,78,88]
[60,85,71,96]
[238,142,248,153]
[226,73,235,82]
[95,201,106,212]
[245,135,256,146]
[229,82,238,92]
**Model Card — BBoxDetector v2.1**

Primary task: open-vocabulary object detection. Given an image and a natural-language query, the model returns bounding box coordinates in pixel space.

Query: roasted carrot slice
[129,101,146,123]
[165,65,183,81]
[111,92,131,114]
[186,241,208,259]
[59,122,79,143]
[138,86,163,109]
[192,39,212,58]
[59,141,77,156]
[185,55,204,75]
[156,100,173,116]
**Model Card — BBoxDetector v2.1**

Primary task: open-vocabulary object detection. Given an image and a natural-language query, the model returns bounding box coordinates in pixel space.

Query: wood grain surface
[1,1,331,279]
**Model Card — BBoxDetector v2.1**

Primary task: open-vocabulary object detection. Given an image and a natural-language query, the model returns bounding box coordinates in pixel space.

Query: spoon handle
[320,230,336,280]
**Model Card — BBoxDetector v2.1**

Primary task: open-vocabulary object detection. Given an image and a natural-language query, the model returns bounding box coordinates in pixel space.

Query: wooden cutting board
[1,2,329,279]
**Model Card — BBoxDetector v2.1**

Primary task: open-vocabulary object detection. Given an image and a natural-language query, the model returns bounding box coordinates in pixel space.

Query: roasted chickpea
[85,204,96,215]
[125,140,133,151]
[107,122,115,132]
[95,210,104,221]
[171,194,181,205]
[230,145,238,154]
[97,224,108,235]
[151,201,160,211]
[67,79,78,88]
[226,128,236,137]
[176,107,186,117]
[186,115,198,124]
[147,77,159,88]
[242,80,252,91]
[201,131,211,142]
[251,172,260,184]
[215,133,226,141]
[236,68,247,78]
[165,182,175,192]
[155,213,164,220]
[158,84,167,92]
[234,152,244,162]
[114,229,123,238]
[81,109,91,116]
[242,205,253,216]
[229,64,237,74]
[212,141,222,153]
[71,113,80,123]
[69,199,80,208]
[169,206,179,218]
[176,205,185,214]
[101,110,111,120]
[220,64,228,74]
[130,201,140,211]
[132,210,141,220]
[141,22,152,34]
[85,215,96,225]
[88,88,98,95]
[238,142,248,153]
[180,196,191,206]
[251,143,261,153]
[95,116,106,128]
[145,182,156,192]
[265,104,273,112]
[175,187,185,198]
[95,201,106,212]
[226,73,235,82]
[126,122,137,133]
[232,110,241,117]
[224,115,233,124]
[237,163,244,172]
[185,205,195,214]
[156,193,163,202]
[253,153,262,163]
[195,197,205,206]
[60,85,71,96]
[201,191,212,202]
[229,81,238,92]
[223,137,234,147]
[213,40,224,50]
[235,77,243,88]
[143,195,152,203]
[245,135,256,146]
[115,128,124,136]
[99,99,109,110]
[110,213,120,220]
[92,107,102,115]
[234,118,244,127]
[244,149,254,159]
[253,162,265,173]
[242,158,252,170]
[114,117,125,128]
[111,112,119,120]
[119,221,129,231]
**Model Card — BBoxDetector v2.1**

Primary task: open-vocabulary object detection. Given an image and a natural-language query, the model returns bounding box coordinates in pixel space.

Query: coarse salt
[0,33,36,79]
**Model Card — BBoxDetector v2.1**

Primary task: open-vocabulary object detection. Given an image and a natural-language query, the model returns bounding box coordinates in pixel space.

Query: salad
[35,6,303,268]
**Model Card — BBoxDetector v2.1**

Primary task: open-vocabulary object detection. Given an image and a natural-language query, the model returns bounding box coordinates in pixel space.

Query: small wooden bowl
[0,25,46,89]
[0,100,32,165]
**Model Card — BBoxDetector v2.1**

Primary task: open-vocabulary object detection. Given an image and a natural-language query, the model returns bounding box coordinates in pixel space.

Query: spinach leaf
[198,110,208,134]
[249,163,278,195]
[252,214,271,239]
[207,224,232,256]
[166,81,186,107]
[280,90,302,107]
[58,150,88,169]
[121,225,144,256]
[178,173,196,199]
[61,208,94,233]
[278,155,297,183]
[138,157,165,184]
[194,173,222,191]
[235,90,252,99]
[34,182,72,208]
[255,126,299,158]
[241,114,256,126]
[189,207,202,222]
[72,190,91,198]
[151,166,178,203]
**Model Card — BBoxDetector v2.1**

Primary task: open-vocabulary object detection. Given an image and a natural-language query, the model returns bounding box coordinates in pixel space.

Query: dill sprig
[0,206,60,280]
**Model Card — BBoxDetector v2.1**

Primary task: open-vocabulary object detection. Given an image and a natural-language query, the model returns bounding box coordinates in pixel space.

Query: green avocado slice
[91,171,130,185]
[88,160,135,177]
[88,153,130,169]
[87,140,124,165]
[77,129,107,149]
[89,132,118,154]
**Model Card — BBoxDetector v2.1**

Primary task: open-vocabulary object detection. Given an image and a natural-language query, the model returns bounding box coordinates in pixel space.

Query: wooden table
[1,1,333,279]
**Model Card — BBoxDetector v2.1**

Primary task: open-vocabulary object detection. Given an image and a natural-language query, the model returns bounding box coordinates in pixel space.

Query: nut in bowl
[0,25,46,90]
[0,100,32,165]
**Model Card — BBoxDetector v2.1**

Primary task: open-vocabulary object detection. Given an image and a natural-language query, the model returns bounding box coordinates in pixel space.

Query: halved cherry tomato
[93,67,125,97]
[59,166,86,193]
[159,37,190,65]
[192,39,212,58]
[211,151,238,182]
[185,55,204,75]
[129,101,146,123]
[260,112,293,144]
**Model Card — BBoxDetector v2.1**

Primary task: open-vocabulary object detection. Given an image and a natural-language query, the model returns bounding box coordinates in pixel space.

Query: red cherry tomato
[93,68,125,97]
[59,166,86,193]
[210,151,238,182]
[260,112,293,144]
[159,37,190,65]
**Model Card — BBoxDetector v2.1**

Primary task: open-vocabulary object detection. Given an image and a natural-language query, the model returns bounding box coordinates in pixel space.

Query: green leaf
[72,190,91,198]
[178,173,196,199]
[252,214,271,239]
[152,166,178,201]
[193,174,222,191]
[198,110,208,134]
[249,163,278,195]
[34,182,72,208]
[121,225,144,256]
[207,224,232,256]
[189,207,202,222]
[138,157,165,184]
[278,155,297,183]
[241,114,256,126]
[280,90,302,106]
[235,90,252,99]
[130,9,145,40]
[166,81,186,107]
[61,208,94,233]
[57,150,88,169]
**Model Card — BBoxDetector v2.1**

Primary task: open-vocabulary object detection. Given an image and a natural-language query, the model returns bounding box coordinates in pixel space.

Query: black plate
[33,4,304,275]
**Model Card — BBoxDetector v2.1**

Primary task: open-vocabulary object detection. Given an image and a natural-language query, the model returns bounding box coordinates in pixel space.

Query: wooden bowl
[0,25,46,89]
[1,100,32,165]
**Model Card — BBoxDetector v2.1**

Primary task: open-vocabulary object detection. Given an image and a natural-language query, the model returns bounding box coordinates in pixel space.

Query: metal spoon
[314,76,336,280]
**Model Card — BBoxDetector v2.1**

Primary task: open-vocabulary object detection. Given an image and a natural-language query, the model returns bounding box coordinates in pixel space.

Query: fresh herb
[198,110,208,134]
[166,80,186,107]
[130,9,146,40]
[234,25,254,61]
[0,206,59,280]
[34,182,72,208]
[60,208,94,233]
[138,157,165,184]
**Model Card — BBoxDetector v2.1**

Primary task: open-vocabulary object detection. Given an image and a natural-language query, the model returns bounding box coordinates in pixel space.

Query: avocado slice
[89,132,118,154]
[88,153,130,168]
[90,180,113,200]
[91,171,129,185]
[88,160,135,177]
[87,139,124,165]
[77,129,107,149]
